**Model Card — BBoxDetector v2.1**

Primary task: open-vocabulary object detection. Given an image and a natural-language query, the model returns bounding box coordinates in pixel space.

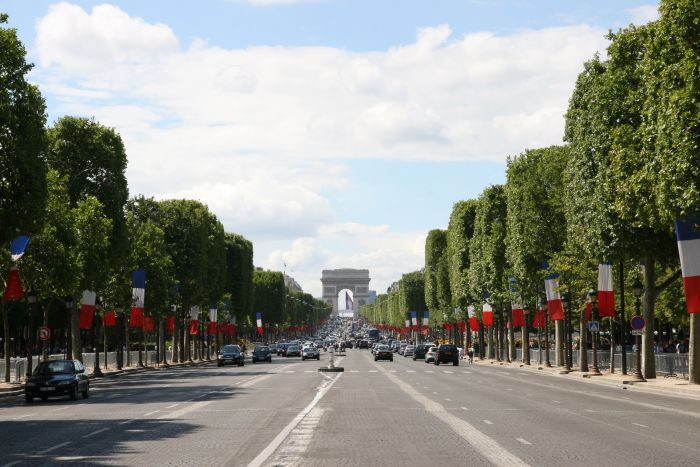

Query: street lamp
[536,297,543,365]
[542,295,551,368]
[523,305,530,366]
[588,289,602,376]
[93,297,104,377]
[502,310,510,363]
[26,290,37,378]
[561,292,572,373]
[632,279,646,381]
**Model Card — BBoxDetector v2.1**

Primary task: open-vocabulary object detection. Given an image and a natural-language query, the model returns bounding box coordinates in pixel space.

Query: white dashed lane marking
[83,427,110,438]
[516,438,532,445]
[483,420,493,425]
[37,441,71,455]
[632,422,648,428]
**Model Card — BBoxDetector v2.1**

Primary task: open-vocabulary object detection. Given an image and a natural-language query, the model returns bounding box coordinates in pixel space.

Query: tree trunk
[159,319,166,365]
[3,299,10,382]
[555,320,564,366]
[172,316,179,363]
[580,304,588,372]
[71,307,81,362]
[508,311,516,361]
[689,314,700,384]
[609,317,615,374]
[642,260,656,379]
[125,318,131,367]
[522,324,530,365]
[487,326,495,359]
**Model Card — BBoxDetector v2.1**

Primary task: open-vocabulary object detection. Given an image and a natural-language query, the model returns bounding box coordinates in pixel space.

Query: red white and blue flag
[482,303,493,327]
[79,290,96,330]
[468,305,478,330]
[675,217,700,313]
[10,235,30,261]
[189,306,199,335]
[130,270,145,328]
[411,311,418,331]
[544,265,563,321]
[597,262,615,317]
[256,312,263,334]
[209,306,218,335]
[511,300,525,327]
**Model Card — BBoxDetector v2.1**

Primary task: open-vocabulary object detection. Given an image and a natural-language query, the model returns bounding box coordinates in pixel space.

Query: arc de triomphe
[321,269,370,318]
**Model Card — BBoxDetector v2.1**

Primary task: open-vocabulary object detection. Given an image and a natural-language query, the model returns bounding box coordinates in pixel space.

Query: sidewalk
[0,358,214,399]
[472,357,700,400]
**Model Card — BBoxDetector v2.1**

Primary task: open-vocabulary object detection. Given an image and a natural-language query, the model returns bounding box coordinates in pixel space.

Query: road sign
[631,329,644,336]
[37,326,51,341]
[588,321,600,333]
[630,315,646,331]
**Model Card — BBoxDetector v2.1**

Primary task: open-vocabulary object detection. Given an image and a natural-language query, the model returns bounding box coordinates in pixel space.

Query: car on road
[276,343,289,355]
[399,343,407,355]
[25,359,89,402]
[425,346,438,363]
[374,344,393,362]
[403,345,416,357]
[435,344,459,366]
[217,344,245,367]
[301,346,320,360]
[285,345,301,357]
[252,346,272,363]
[391,342,401,353]
[412,344,430,360]
[358,340,369,349]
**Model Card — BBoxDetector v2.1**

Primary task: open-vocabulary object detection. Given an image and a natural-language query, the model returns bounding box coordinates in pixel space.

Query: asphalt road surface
[1,349,699,466]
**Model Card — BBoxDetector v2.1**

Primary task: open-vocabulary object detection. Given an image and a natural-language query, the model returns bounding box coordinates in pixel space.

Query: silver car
[301,346,320,360]
[425,346,438,363]
[403,345,416,357]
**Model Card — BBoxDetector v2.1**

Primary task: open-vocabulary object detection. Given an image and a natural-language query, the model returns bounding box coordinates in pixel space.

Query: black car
[252,346,272,363]
[374,345,393,362]
[435,344,459,366]
[25,359,89,402]
[358,340,369,349]
[277,343,289,356]
[412,344,431,360]
[217,345,245,367]
[285,345,301,357]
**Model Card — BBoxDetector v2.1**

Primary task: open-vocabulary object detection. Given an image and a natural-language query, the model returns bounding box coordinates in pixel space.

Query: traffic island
[319,349,344,373]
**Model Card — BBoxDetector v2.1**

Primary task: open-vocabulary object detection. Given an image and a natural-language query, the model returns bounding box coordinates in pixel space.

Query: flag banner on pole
[482,303,493,326]
[405,319,410,329]
[410,311,418,331]
[585,302,592,321]
[209,306,218,323]
[79,290,96,330]
[208,322,217,335]
[228,324,236,336]
[3,266,24,300]
[597,262,615,317]
[144,317,154,332]
[533,309,546,328]
[511,306,525,328]
[166,315,176,333]
[467,305,478,330]
[9,235,30,261]
[256,312,263,334]
[103,311,117,327]
[218,322,227,334]
[189,306,199,335]
[422,325,429,335]
[130,270,146,328]
[675,217,700,313]
[423,310,429,326]
[544,263,564,321]
[458,321,467,333]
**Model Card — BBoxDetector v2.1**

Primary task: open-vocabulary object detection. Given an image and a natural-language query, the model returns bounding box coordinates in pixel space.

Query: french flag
[79,290,96,330]
[209,306,218,335]
[597,263,615,317]
[468,305,478,330]
[411,311,418,331]
[130,270,145,328]
[189,306,199,335]
[675,217,700,313]
[405,319,410,330]
[256,312,263,334]
[511,301,525,327]
[423,310,429,327]
[10,235,30,261]
[482,303,493,327]
[544,268,564,321]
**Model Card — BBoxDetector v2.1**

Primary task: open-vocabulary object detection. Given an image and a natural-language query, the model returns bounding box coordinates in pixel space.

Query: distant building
[284,274,303,292]
[367,290,376,305]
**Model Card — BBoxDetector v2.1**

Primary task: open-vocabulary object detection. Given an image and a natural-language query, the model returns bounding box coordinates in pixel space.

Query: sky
[3,0,660,297]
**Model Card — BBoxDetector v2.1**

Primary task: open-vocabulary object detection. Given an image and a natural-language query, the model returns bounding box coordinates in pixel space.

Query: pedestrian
[467,347,474,364]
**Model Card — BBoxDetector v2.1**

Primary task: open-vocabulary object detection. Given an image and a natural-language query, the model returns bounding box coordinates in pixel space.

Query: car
[25,359,90,402]
[413,344,431,360]
[358,340,369,349]
[399,343,407,355]
[285,345,301,357]
[277,343,289,355]
[435,344,459,366]
[374,344,393,362]
[217,344,245,367]
[403,345,416,357]
[391,342,401,353]
[252,346,272,363]
[425,346,438,363]
[301,346,320,360]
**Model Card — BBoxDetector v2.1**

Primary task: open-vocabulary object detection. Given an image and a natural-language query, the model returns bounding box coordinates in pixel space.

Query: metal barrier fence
[512,349,689,379]
[1,350,177,383]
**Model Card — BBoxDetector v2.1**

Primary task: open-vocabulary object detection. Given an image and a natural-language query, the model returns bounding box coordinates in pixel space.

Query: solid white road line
[483,420,494,425]
[247,373,342,467]
[37,441,71,455]
[632,422,649,428]
[1,461,22,467]
[461,407,469,410]
[166,404,179,409]
[83,427,110,438]
[516,438,532,445]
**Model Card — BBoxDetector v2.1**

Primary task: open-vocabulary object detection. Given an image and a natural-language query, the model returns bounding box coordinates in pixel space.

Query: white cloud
[30,3,611,296]
[627,5,659,25]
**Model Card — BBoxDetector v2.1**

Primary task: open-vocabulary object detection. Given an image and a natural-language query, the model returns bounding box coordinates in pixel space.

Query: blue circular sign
[630,315,646,330]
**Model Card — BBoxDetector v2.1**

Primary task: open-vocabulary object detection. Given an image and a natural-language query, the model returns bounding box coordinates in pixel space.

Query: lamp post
[632,279,646,381]
[536,298,543,365]
[26,290,37,378]
[588,289,602,376]
[542,296,551,368]
[523,305,530,365]
[503,310,510,363]
[93,297,104,377]
[560,293,572,373]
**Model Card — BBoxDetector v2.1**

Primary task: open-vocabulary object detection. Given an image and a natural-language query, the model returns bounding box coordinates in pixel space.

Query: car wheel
[302,357,305,361]
[25,394,33,403]
[453,360,459,366]
[41,396,48,402]
[374,357,378,361]
[69,384,78,400]
[413,357,416,361]
[268,358,272,363]
[435,361,439,366]
[390,358,393,362]
[217,362,222,367]
[82,385,89,399]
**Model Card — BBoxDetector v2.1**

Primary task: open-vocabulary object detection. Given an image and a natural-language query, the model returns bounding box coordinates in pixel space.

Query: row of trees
[362,0,700,383]
[0,14,330,379]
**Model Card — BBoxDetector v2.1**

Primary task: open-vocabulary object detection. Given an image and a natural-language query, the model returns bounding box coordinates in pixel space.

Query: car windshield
[377,345,389,350]
[254,347,268,352]
[221,345,240,353]
[288,346,299,350]
[34,361,74,375]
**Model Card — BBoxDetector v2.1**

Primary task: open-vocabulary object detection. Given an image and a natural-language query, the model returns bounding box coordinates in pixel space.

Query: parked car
[374,344,393,362]
[413,344,430,360]
[301,346,320,360]
[435,344,459,366]
[217,344,245,367]
[252,346,272,363]
[285,345,301,357]
[403,345,416,357]
[25,360,89,402]
[425,346,438,363]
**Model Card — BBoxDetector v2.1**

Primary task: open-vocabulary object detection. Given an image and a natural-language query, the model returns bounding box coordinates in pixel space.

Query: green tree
[224,233,254,322]
[252,270,285,331]
[447,200,478,314]
[424,229,452,324]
